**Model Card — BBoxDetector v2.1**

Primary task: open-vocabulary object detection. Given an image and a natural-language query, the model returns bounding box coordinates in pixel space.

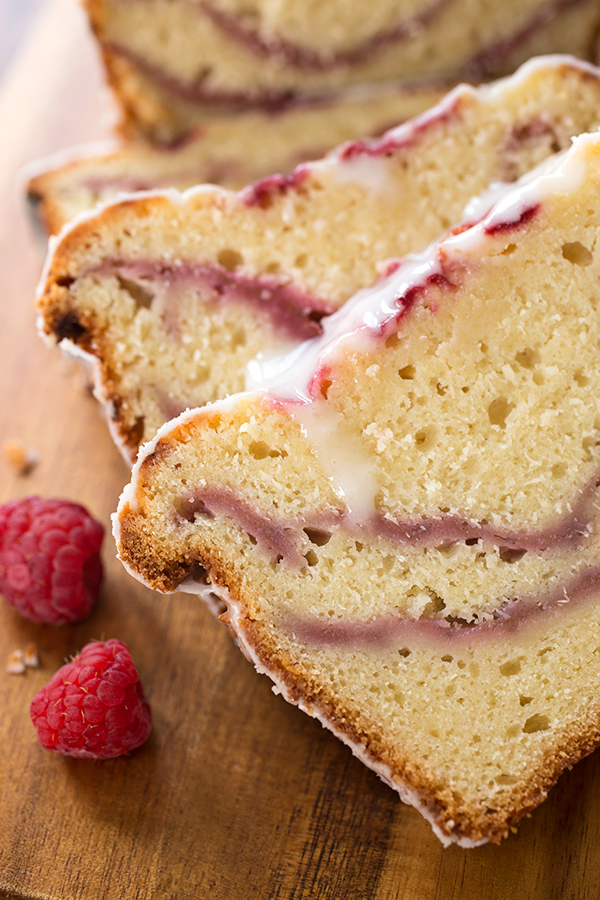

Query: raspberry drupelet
[0,496,104,624]
[30,639,152,758]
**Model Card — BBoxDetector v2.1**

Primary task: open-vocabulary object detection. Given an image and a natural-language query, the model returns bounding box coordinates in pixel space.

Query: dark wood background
[1,1,600,897]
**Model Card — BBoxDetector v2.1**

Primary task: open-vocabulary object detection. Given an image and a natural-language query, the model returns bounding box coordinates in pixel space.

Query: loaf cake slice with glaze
[37,58,600,464]
[26,80,447,237]
[115,131,600,846]
[84,0,600,142]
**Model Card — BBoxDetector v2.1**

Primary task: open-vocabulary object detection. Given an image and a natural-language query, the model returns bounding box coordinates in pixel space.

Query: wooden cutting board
[1,3,599,898]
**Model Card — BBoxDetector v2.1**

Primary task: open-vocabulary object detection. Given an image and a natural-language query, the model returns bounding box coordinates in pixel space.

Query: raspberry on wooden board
[0,496,104,624]
[30,639,152,759]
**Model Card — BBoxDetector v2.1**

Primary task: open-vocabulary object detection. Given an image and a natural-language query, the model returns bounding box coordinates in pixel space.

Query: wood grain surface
[1,2,600,898]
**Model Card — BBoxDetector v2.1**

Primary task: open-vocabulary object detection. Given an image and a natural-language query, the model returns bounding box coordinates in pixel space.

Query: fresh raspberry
[0,496,104,624]
[30,639,152,759]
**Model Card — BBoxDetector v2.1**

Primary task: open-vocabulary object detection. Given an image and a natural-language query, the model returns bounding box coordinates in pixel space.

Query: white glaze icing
[317,55,600,190]
[43,337,136,467]
[290,399,380,520]
[177,574,230,616]
[245,132,595,519]
[479,52,600,100]
[249,130,592,405]
[245,251,438,400]
[330,152,394,193]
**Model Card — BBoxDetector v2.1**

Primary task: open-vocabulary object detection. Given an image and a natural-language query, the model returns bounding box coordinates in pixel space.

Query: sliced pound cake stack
[26,80,447,237]
[36,58,600,462]
[84,0,600,143]
[114,131,600,846]
[24,0,600,234]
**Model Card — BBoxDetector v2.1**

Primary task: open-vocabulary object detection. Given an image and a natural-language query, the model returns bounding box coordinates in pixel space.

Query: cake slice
[26,80,447,237]
[84,0,600,142]
[36,57,600,464]
[115,131,600,846]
